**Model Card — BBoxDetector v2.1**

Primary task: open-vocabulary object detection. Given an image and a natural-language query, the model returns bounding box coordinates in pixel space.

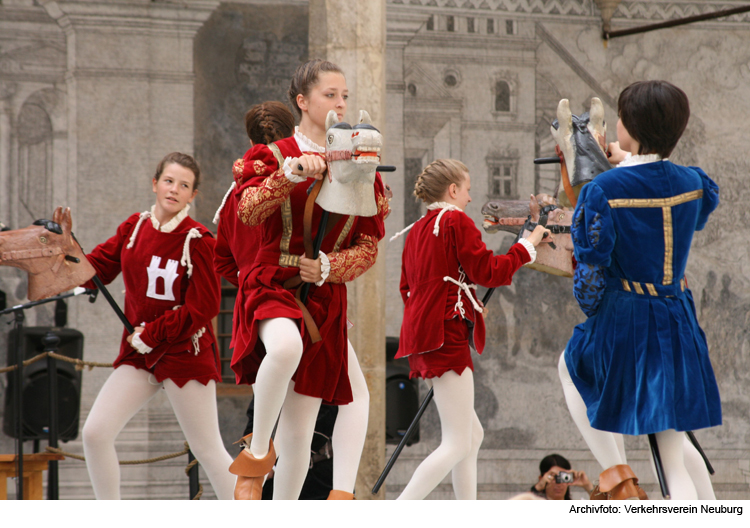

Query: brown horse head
[0,207,95,301]
[481,194,575,277]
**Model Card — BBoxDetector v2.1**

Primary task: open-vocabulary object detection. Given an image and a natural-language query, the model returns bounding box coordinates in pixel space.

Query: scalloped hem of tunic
[409,364,472,380]
[114,362,221,388]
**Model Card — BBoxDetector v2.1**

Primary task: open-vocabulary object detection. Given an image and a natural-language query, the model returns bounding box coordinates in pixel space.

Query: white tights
[251,318,370,499]
[397,369,484,500]
[82,365,235,500]
[330,341,370,493]
[558,352,715,499]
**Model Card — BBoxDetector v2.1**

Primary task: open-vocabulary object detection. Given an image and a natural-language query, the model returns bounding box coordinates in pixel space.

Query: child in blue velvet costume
[559,81,721,500]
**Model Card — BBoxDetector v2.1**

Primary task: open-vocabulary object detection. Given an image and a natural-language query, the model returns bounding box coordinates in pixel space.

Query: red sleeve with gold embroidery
[236,145,296,227]
[326,173,389,283]
[238,170,295,227]
[326,233,379,283]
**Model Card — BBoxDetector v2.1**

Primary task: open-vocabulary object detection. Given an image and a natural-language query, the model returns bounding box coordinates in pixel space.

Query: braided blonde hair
[413,159,469,204]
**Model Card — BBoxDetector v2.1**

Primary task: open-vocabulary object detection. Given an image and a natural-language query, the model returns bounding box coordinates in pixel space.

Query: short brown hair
[154,152,201,191]
[288,59,344,117]
[245,101,296,145]
[618,81,690,158]
[414,159,468,204]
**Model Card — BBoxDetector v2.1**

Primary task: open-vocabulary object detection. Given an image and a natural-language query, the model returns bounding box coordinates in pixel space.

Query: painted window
[489,162,517,199]
[495,80,511,112]
[217,279,237,381]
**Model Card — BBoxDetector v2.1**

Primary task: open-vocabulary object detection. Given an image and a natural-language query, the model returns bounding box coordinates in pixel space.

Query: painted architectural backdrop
[0,0,748,499]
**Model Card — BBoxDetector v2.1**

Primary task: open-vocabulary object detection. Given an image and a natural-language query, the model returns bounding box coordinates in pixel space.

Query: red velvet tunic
[85,213,221,387]
[397,208,531,379]
[214,146,265,358]
[231,136,388,405]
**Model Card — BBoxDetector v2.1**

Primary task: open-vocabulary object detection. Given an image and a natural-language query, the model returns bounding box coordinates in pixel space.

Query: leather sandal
[327,490,355,500]
[229,433,276,500]
[590,464,646,500]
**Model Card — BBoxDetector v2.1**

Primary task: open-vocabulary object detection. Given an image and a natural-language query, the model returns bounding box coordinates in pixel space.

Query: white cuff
[283,157,306,183]
[131,332,153,355]
[315,252,331,286]
[517,237,537,265]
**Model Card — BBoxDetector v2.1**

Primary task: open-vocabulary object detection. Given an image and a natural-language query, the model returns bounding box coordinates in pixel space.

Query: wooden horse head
[0,207,95,301]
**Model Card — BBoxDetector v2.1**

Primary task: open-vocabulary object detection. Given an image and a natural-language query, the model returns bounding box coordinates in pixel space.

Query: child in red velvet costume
[80,152,235,500]
[227,60,389,500]
[396,159,549,500]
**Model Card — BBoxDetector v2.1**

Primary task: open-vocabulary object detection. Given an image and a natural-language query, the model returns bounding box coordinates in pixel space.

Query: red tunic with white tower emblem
[85,210,221,387]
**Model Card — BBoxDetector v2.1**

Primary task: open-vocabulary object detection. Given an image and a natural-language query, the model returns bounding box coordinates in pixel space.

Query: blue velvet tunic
[565,160,721,435]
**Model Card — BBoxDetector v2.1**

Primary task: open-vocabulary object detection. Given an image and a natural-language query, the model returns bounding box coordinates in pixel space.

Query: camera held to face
[555,471,574,484]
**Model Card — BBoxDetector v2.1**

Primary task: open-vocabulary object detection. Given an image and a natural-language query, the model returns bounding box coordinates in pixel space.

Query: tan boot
[229,434,276,500]
[327,490,355,500]
[591,464,646,500]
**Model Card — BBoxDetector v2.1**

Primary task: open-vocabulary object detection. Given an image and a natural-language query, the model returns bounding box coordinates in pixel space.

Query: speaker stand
[0,288,94,500]
[12,309,25,500]
[43,332,61,500]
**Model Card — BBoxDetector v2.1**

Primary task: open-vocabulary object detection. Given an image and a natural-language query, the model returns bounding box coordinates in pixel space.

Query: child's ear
[449,183,457,199]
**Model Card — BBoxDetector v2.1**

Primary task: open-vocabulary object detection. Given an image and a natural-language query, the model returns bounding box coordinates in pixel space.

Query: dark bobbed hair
[539,453,572,500]
[618,80,690,158]
[288,59,344,118]
[154,152,200,191]
[539,453,571,475]
[245,101,296,145]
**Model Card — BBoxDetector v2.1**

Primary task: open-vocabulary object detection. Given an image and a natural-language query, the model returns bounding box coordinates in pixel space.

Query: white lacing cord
[171,305,205,356]
[389,220,419,242]
[428,202,461,237]
[126,211,152,249]
[192,327,206,356]
[443,267,482,319]
[212,181,236,224]
[389,202,461,242]
[180,228,202,278]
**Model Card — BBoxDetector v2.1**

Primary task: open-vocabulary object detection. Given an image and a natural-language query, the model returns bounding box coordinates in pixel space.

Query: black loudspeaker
[385,336,420,445]
[3,327,84,442]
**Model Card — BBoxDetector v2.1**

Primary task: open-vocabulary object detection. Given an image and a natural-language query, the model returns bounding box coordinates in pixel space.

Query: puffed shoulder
[571,182,615,267]
[239,143,282,182]
[690,166,719,231]
[179,216,215,239]
[115,212,147,237]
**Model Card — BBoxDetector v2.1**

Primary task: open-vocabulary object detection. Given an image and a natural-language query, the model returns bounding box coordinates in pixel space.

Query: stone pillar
[308,0,387,499]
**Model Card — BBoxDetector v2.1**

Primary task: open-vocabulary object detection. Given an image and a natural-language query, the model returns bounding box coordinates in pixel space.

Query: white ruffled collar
[617,153,667,168]
[149,203,190,233]
[294,126,325,154]
[427,201,462,212]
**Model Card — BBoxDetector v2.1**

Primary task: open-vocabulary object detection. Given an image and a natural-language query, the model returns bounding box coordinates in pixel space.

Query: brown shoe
[229,434,276,500]
[591,464,645,500]
[327,490,355,500]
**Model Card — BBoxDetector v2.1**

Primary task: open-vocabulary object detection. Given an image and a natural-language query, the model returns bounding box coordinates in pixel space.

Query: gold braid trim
[333,216,355,253]
[327,233,379,283]
[237,169,295,227]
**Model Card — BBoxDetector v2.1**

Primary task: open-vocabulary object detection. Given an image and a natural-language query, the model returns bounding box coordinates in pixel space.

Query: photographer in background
[531,454,593,500]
